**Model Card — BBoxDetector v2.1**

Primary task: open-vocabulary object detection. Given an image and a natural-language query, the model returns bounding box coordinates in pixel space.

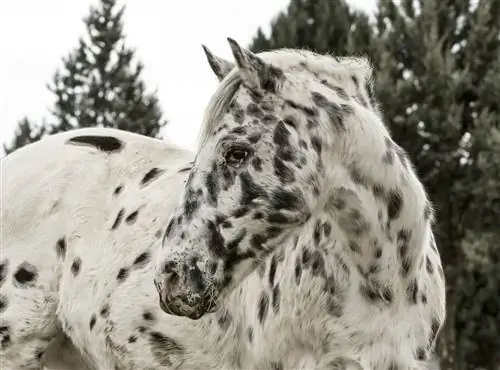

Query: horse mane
[197,48,376,148]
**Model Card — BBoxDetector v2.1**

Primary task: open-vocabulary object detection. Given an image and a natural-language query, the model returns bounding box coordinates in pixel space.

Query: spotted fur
[0,38,445,370]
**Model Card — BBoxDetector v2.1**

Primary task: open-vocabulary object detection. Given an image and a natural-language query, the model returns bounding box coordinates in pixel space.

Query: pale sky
[0,0,376,153]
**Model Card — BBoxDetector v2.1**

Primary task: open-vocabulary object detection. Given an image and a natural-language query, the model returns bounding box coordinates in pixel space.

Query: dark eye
[224,148,250,167]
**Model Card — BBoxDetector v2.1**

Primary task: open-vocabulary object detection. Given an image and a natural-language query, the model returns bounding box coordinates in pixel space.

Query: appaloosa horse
[0,39,445,370]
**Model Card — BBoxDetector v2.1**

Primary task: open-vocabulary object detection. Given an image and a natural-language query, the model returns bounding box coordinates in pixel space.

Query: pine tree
[250,0,376,58]
[3,117,47,156]
[47,0,167,137]
[3,0,168,155]
[373,0,500,368]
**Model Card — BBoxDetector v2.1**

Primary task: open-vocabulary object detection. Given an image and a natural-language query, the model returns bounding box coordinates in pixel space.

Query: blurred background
[0,0,499,369]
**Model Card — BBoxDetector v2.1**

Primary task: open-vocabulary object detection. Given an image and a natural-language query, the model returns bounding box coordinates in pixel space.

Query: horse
[0,38,445,369]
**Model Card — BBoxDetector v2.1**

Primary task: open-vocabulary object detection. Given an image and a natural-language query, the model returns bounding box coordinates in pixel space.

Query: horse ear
[227,37,282,92]
[202,45,234,82]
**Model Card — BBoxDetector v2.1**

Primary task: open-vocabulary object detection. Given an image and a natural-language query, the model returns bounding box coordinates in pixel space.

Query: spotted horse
[0,39,445,370]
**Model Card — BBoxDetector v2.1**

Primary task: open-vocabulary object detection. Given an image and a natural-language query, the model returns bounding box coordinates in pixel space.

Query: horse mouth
[158,293,218,320]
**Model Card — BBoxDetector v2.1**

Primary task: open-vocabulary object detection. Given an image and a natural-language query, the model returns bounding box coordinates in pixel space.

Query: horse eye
[224,148,249,167]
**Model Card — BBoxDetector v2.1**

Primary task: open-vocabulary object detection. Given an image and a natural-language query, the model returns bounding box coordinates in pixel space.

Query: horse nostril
[166,271,179,287]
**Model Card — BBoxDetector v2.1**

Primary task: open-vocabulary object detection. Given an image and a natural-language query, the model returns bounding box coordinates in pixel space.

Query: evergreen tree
[250,0,376,57]
[3,117,47,156]
[47,0,167,137]
[3,0,168,156]
[374,1,500,368]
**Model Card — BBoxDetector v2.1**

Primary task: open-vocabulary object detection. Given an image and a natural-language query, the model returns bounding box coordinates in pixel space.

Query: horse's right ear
[202,45,234,82]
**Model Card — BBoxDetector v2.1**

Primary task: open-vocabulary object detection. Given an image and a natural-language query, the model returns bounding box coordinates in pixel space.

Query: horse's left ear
[202,45,234,82]
[227,38,283,92]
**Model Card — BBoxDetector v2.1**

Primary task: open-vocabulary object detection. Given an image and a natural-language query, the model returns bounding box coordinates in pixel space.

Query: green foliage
[457,231,500,369]
[47,0,167,137]
[250,0,376,57]
[4,0,167,155]
[3,117,47,156]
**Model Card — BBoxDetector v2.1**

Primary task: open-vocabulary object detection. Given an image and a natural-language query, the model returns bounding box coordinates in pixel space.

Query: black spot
[283,116,298,130]
[381,286,393,303]
[178,166,191,173]
[372,184,385,198]
[89,314,96,330]
[324,276,343,317]
[128,335,137,343]
[294,256,302,285]
[349,241,361,254]
[133,252,151,267]
[269,255,277,287]
[0,325,11,349]
[311,251,325,277]
[360,283,379,302]
[184,188,202,220]
[267,212,291,224]
[285,99,317,116]
[270,189,305,212]
[206,221,226,258]
[271,361,283,370]
[273,121,290,147]
[111,208,125,229]
[257,291,269,325]
[250,234,268,250]
[302,248,311,266]
[56,238,66,259]
[148,331,184,367]
[416,347,427,360]
[310,136,322,155]
[70,258,81,276]
[217,308,232,330]
[239,172,268,206]
[34,347,44,361]
[247,327,253,342]
[397,229,412,260]
[313,221,321,246]
[143,311,155,321]
[400,258,411,277]
[251,156,263,172]
[323,222,332,237]
[100,303,110,318]
[332,85,349,100]
[273,156,295,183]
[13,262,38,286]
[113,185,123,195]
[311,92,348,130]
[426,256,434,274]
[125,210,139,224]
[387,190,403,220]
[67,135,123,152]
[116,267,129,282]
[0,295,7,313]
[271,285,280,314]
[0,260,7,286]
[141,167,165,187]
[374,247,383,259]
[406,278,418,304]
[205,167,219,206]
